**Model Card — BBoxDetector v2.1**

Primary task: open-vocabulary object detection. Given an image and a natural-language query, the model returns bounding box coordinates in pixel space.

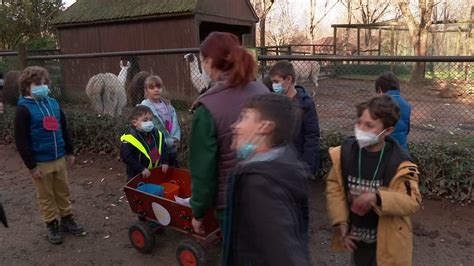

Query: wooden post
[333,27,337,54]
[17,43,28,70]
[390,26,395,56]
[378,29,382,56]
[357,28,361,55]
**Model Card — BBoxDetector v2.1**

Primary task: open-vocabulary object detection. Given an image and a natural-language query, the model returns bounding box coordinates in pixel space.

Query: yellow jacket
[326,145,422,266]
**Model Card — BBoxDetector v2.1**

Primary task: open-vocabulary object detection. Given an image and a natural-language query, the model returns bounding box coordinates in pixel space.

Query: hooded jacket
[222,146,311,266]
[326,137,421,266]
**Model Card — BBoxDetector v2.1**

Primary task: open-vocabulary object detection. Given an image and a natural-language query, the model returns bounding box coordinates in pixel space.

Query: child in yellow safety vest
[120,105,169,181]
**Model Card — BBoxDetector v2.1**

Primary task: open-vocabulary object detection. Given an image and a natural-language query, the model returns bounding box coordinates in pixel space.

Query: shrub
[1,105,472,203]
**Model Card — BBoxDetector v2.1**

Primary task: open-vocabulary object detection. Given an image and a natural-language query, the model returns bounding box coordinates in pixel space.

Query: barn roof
[53,0,197,26]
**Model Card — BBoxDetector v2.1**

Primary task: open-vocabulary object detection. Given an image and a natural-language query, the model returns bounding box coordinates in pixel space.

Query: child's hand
[141,168,151,178]
[67,155,75,167]
[30,167,43,179]
[161,164,169,173]
[351,192,377,216]
[192,218,205,235]
[338,224,358,251]
[173,138,180,147]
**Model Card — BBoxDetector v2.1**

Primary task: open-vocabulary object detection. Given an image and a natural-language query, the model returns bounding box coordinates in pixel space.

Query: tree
[0,0,63,50]
[340,0,393,52]
[397,0,435,81]
[308,0,340,43]
[266,0,304,46]
[250,0,275,47]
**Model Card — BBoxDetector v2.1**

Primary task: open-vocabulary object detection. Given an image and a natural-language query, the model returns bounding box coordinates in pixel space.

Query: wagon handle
[169,180,178,185]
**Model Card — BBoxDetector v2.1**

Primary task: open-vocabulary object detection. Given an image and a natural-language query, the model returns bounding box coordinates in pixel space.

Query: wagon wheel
[128,222,155,254]
[176,239,206,266]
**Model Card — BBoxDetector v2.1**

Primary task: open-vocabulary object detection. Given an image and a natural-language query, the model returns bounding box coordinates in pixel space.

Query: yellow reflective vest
[120,131,163,169]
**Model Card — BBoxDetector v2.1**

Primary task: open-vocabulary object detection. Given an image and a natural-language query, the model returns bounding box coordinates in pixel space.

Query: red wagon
[124,167,220,266]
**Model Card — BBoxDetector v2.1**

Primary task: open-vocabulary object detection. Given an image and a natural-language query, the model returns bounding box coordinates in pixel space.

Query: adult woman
[189,32,268,233]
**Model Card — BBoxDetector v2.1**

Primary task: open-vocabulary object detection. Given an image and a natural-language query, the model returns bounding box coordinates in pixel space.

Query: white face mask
[354,126,386,149]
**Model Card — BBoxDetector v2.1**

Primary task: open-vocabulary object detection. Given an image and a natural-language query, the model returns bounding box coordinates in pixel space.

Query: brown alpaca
[126,71,150,106]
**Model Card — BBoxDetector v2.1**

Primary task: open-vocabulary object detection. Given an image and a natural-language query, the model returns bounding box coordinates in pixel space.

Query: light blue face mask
[272,83,285,94]
[237,143,256,160]
[140,121,154,132]
[31,85,49,99]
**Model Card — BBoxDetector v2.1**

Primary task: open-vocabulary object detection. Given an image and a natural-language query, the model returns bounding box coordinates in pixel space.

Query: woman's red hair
[200,32,256,88]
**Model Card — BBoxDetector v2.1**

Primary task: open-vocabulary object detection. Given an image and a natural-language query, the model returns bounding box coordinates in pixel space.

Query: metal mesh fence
[1,50,473,145]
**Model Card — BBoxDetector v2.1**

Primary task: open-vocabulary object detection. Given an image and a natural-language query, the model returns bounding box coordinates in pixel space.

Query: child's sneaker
[46,219,63,244]
[61,215,86,236]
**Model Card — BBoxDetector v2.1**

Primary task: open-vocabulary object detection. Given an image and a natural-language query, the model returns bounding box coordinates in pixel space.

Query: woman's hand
[192,218,205,235]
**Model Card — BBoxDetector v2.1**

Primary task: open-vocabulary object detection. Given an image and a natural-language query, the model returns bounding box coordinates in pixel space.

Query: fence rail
[1,49,473,144]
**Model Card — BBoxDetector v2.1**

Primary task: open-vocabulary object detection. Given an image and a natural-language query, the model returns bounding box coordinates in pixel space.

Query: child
[326,95,421,265]
[14,66,85,245]
[222,94,311,265]
[140,75,181,167]
[120,105,169,180]
[375,71,411,152]
[269,60,320,176]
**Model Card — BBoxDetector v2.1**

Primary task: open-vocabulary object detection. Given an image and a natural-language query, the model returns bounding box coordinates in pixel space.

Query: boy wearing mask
[120,105,169,181]
[326,95,421,265]
[222,94,311,266]
[269,60,320,177]
[15,66,85,244]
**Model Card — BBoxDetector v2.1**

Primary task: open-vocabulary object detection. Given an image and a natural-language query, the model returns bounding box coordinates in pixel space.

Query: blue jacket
[292,86,320,174]
[386,90,411,151]
[16,96,65,163]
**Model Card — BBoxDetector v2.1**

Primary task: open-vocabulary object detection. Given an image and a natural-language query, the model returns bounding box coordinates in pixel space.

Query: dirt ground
[0,144,472,266]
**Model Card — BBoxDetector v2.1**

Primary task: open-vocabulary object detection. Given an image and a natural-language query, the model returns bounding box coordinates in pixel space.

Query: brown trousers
[32,157,73,223]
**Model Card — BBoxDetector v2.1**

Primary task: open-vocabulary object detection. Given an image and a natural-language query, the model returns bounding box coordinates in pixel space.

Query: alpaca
[126,71,150,106]
[184,53,212,94]
[293,61,321,97]
[85,60,129,117]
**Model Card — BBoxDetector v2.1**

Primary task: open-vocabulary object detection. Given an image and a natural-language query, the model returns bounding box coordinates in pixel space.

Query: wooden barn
[52,0,258,102]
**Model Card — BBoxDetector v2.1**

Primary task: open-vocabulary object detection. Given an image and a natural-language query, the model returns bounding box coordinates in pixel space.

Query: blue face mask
[237,143,256,160]
[140,121,154,132]
[272,83,285,94]
[31,85,49,99]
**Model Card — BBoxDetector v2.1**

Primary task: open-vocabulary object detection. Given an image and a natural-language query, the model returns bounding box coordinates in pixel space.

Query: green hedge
[1,105,472,203]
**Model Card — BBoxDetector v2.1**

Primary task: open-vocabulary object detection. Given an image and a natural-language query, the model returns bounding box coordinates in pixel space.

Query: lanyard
[358,142,386,184]
[34,98,55,118]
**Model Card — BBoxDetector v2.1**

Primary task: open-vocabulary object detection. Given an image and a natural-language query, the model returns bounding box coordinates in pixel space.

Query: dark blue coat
[292,86,320,174]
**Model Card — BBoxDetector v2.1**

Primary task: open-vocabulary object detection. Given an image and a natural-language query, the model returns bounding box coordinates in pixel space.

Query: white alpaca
[86,61,129,117]
[184,53,212,94]
[293,61,321,97]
